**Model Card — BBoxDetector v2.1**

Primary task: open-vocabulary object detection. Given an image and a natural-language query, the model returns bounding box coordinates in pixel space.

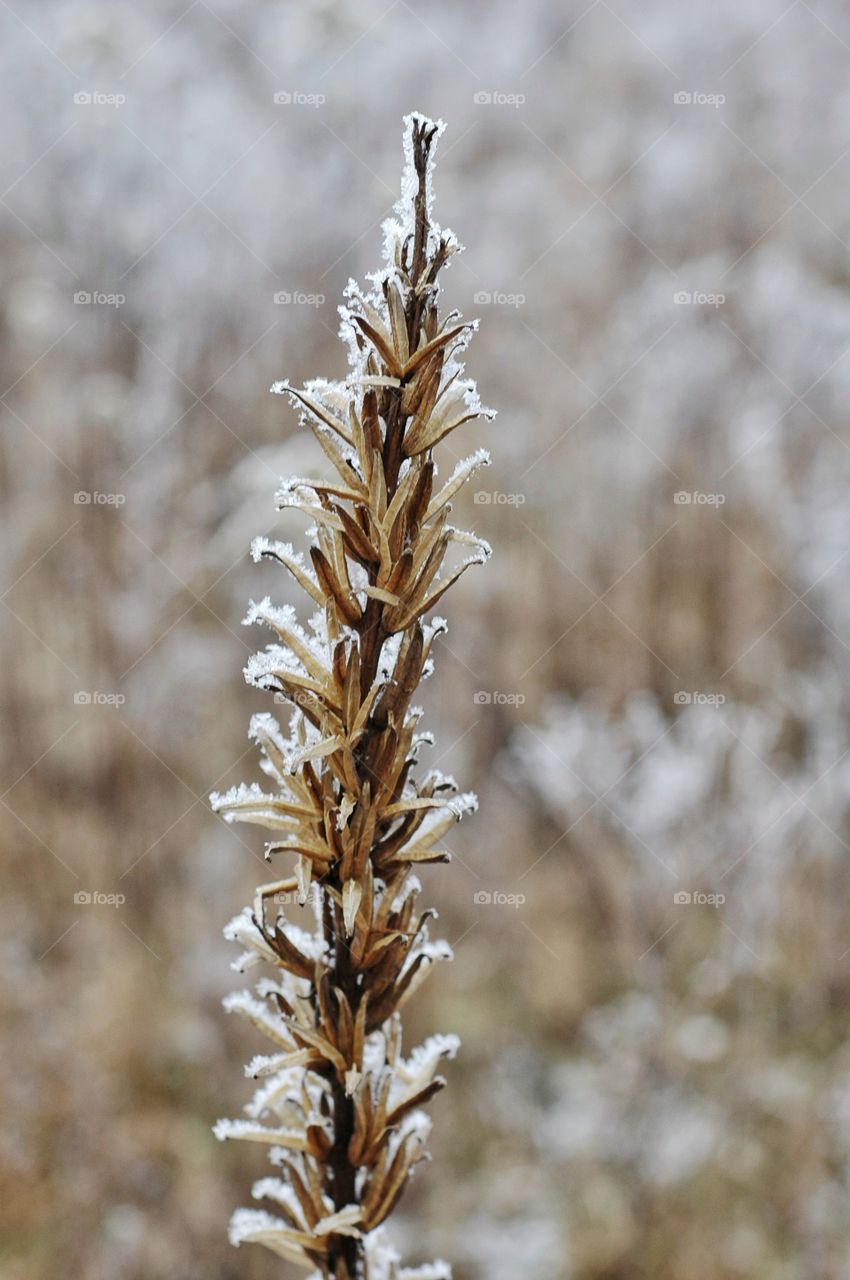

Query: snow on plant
[210,114,493,1279]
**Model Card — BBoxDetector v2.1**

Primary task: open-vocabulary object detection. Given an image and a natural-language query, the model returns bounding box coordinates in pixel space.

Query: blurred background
[3,1,850,1276]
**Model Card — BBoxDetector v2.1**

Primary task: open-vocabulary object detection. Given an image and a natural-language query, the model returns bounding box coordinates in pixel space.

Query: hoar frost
[210,113,493,1278]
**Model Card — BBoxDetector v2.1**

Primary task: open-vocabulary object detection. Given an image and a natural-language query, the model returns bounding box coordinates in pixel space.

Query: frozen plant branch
[210,113,493,1280]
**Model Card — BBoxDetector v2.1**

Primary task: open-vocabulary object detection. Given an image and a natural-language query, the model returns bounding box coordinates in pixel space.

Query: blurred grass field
[4,2,850,1277]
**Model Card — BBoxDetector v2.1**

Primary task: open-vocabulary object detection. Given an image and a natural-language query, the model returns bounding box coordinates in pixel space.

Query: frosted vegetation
[209,114,490,1278]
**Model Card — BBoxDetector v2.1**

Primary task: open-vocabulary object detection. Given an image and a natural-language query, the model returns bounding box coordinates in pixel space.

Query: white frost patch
[251,1176,305,1218]
[358,1225,452,1280]
[244,645,306,687]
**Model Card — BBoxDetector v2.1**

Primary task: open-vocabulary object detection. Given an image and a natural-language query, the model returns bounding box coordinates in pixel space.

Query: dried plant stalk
[211,113,494,1280]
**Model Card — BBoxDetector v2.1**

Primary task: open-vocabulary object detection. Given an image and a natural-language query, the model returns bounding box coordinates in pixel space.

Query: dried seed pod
[210,112,491,1280]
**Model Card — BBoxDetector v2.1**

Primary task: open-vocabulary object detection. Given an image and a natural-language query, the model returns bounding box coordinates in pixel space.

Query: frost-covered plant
[210,113,493,1279]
